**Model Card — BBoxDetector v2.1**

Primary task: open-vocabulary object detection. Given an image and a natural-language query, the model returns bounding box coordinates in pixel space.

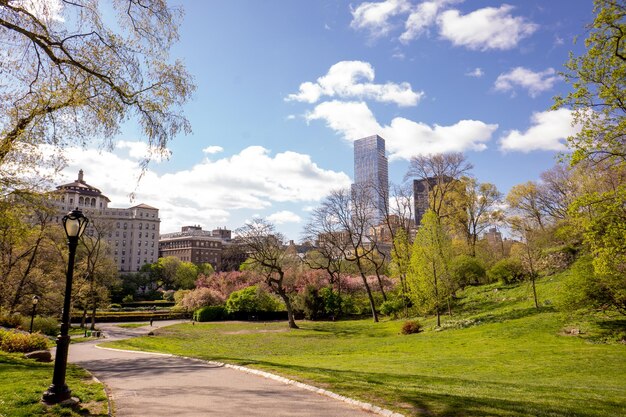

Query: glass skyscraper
[353,134,389,222]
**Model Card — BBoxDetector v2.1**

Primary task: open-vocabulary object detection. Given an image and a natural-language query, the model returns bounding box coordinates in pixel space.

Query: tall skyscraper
[353,134,389,222]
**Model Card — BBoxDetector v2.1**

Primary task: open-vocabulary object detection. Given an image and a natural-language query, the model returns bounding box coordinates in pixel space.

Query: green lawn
[0,352,108,417]
[115,322,149,329]
[104,276,626,417]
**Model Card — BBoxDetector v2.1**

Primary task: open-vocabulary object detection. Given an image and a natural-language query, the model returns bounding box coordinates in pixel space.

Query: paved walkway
[68,321,384,417]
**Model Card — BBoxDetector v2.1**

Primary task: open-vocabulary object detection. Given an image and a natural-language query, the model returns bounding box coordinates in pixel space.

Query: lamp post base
[42,383,72,404]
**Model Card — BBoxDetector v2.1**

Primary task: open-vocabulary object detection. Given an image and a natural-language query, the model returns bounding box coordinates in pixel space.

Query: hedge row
[70,311,188,323]
[193,306,288,322]
[121,301,175,308]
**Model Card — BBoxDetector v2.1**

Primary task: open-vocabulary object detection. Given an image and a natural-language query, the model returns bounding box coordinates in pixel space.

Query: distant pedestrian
[150,318,154,327]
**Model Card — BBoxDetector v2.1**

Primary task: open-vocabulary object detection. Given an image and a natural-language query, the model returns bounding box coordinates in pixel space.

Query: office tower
[353,134,388,222]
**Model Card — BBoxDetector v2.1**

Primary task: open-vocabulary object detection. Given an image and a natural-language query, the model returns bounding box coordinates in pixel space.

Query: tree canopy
[0,0,194,189]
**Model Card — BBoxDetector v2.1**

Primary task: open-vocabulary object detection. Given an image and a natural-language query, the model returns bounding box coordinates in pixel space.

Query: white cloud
[494,67,559,97]
[52,143,351,234]
[399,0,457,43]
[499,109,580,152]
[202,146,224,154]
[306,100,498,160]
[116,140,172,163]
[437,5,538,51]
[286,61,423,107]
[350,0,411,38]
[267,211,302,225]
[465,68,484,78]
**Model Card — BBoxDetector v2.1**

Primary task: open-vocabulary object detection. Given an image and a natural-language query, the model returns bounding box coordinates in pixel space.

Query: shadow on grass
[586,318,626,343]
[211,359,619,417]
[471,306,555,326]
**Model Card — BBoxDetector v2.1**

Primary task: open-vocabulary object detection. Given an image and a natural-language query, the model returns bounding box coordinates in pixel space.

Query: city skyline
[48,0,593,240]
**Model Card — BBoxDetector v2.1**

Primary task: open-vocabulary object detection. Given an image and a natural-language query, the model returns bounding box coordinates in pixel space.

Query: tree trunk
[526,241,539,309]
[278,290,299,329]
[80,308,87,328]
[531,274,539,309]
[375,271,387,302]
[360,272,379,322]
[90,301,97,330]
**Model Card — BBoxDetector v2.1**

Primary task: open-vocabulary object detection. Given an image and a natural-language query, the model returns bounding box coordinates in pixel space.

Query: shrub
[488,258,526,284]
[380,298,406,318]
[302,286,324,320]
[194,305,227,322]
[0,312,23,329]
[451,255,487,287]
[19,316,59,336]
[180,287,223,311]
[122,294,134,303]
[0,329,49,353]
[225,285,282,314]
[401,320,422,335]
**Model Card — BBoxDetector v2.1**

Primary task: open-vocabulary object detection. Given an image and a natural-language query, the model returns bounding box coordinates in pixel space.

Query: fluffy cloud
[53,144,350,233]
[117,140,171,162]
[267,211,302,225]
[350,0,411,38]
[286,61,423,107]
[499,109,580,152]
[399,0,457,43]
[306,100,497,160]
[351,1,537,50]
[202,146,224,154]
[437,5,538,51]
[494,67,559,97]
[465,68,484,78]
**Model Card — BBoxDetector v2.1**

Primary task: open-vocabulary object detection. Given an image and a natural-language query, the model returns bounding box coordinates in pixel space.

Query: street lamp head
[62,208,89,238]
[32,295,40,305]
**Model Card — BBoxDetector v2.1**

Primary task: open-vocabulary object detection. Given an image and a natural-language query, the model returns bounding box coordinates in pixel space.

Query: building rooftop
[56,169,111,201]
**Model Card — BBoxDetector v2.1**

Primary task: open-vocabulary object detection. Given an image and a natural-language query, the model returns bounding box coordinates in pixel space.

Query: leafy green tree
[554,0,626,166]
[450,255,486,288]
[448,178,502,256]
[487,258,526,285]
[408,211,453,327]
[175,261,199,290]
[225,285,281,314]
[554,0,626,314]
[389,227,412,315]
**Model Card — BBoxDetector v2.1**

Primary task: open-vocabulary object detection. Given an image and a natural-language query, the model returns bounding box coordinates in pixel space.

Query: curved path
[68,321,389,417]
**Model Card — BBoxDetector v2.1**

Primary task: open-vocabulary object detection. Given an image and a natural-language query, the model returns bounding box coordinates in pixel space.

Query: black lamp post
[43,208,88,404]
[29,295,40,333]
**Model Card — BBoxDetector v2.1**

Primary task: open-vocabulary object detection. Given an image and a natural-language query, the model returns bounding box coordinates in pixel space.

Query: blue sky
[57,0,593,240]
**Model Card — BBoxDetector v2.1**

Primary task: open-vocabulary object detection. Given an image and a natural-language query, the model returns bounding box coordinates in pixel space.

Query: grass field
[115,322,149,329]
[0,352,108,417]
[104,274,626,417]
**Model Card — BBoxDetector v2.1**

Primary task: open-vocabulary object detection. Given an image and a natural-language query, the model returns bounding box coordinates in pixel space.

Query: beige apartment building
[53,170,160,273]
